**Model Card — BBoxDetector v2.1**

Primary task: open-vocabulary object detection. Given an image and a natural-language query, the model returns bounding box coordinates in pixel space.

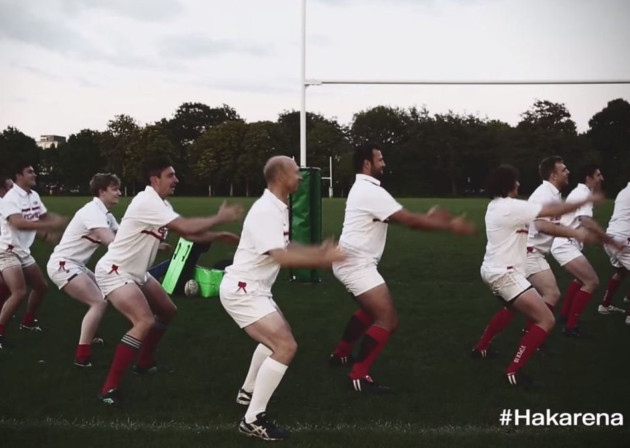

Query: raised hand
[217,201,244,223]
[449,215,476,235]
[427,205,452,222]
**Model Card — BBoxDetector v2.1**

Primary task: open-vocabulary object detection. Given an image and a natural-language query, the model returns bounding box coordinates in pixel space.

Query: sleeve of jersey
[369,187,404,222]
[109,215,120,232]
[250,210,285,255]
[139,200,180,227]
[38,194,48,216]
[511,200,542,227]
[83,208,110,230]
[1,194,22,217]
[528,191,553,223]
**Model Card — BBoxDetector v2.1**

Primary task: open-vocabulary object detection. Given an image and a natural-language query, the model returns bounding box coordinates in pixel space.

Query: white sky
[1,0,629,138]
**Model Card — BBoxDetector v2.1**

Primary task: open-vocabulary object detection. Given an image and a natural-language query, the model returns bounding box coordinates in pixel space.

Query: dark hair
[143,156,174,185]
[353,143,381,173]
[578,164,600,183]
[89,173,121,197]
[12,161,34,180]
[487,164,519,198]
[538,156,564,181]
[0,174,12,193]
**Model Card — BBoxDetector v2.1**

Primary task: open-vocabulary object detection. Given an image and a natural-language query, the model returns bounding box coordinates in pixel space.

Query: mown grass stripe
[0,418,619,435]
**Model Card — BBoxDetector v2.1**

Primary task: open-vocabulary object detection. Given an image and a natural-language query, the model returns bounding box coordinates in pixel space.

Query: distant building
[37,135,66,149]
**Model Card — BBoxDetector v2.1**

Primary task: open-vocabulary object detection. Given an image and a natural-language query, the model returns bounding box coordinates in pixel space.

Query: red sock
[0,323,6,336]
[505,325,549,374]
[101,334,141,394]
[601,277,622,307]
[136,323,167,369]
[475,307,515,351]
[525,303,554,332]
[349,325,391,380]
[560,280,582,319]
[75,344,91,362]
[22,311,36,326]
[566,289,592,329]
[334,309,373,357]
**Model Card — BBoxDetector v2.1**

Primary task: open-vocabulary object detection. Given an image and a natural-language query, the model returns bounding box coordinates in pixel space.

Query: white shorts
[95,262,150,297]
[47,259,93,290]
[219,275,278,328]
[481,267,532,303]
[332,260,385,297]
[550,237,584,267]
[526,250,551,277]
[604,235,630,269]
[0,251,35,271]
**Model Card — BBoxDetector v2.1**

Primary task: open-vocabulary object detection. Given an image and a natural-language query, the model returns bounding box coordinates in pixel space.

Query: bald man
[220,155,346,441]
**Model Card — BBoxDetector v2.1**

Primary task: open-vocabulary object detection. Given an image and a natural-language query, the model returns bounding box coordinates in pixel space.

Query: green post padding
[193,267,224,298]
[290,167,322,282]
[162,238,194,293]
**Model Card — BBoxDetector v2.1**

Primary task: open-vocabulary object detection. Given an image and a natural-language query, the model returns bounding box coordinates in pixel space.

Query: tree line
[1,98,629,197]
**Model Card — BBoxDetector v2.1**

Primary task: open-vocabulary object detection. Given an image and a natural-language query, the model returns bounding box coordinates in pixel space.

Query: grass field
[1,196,629,448]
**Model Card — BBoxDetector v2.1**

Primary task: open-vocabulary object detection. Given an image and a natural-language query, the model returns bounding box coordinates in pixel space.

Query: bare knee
[157,302,177,323]
[274,337,298,363]
[373,310,398,332]
[539,313,555,332]
[583,275,599,293]
[134,315,156,339]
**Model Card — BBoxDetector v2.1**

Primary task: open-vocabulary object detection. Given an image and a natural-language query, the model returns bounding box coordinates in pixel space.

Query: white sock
[245,357,288,423]
[241,343,273,392]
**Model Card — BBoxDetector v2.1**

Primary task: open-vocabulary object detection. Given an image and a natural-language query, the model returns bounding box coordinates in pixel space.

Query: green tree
[587,98,630,194]
[59,129,105,192]
[100,115,140,194]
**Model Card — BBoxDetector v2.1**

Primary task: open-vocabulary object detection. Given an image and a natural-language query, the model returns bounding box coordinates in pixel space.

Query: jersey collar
[356,173,381,186]
[263,189,288,211]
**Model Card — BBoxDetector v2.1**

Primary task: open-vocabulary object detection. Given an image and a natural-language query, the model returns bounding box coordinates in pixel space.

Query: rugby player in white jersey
[328,143,475,394]
[599,180,630,325]
[47,173,122,367]
[550,165,623,336]
[0,162,67,350]
[95,156,243,406]
[220,155,345,441]
[0,174,14,310]
[472,164,601,387]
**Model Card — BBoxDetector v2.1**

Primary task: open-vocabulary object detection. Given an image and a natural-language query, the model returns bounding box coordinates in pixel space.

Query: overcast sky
[1,0,629,139]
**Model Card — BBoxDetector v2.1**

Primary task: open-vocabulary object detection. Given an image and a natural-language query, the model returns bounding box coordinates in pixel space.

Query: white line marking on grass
[0,418,618,435]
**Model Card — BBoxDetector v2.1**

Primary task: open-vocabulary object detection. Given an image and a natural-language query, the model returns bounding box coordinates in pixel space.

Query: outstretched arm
[388,208,475,235]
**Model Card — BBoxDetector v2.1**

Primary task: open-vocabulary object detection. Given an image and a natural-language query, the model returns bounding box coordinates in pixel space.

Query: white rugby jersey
[337,174,403,264]
[0,183,47,257]
[526,181,562,254]
[224,189,289,294]
[481,197,542,274]
[95,186,179,283]
[48,197,119,268]
[558,183,592,229]
[607,183,630,238]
